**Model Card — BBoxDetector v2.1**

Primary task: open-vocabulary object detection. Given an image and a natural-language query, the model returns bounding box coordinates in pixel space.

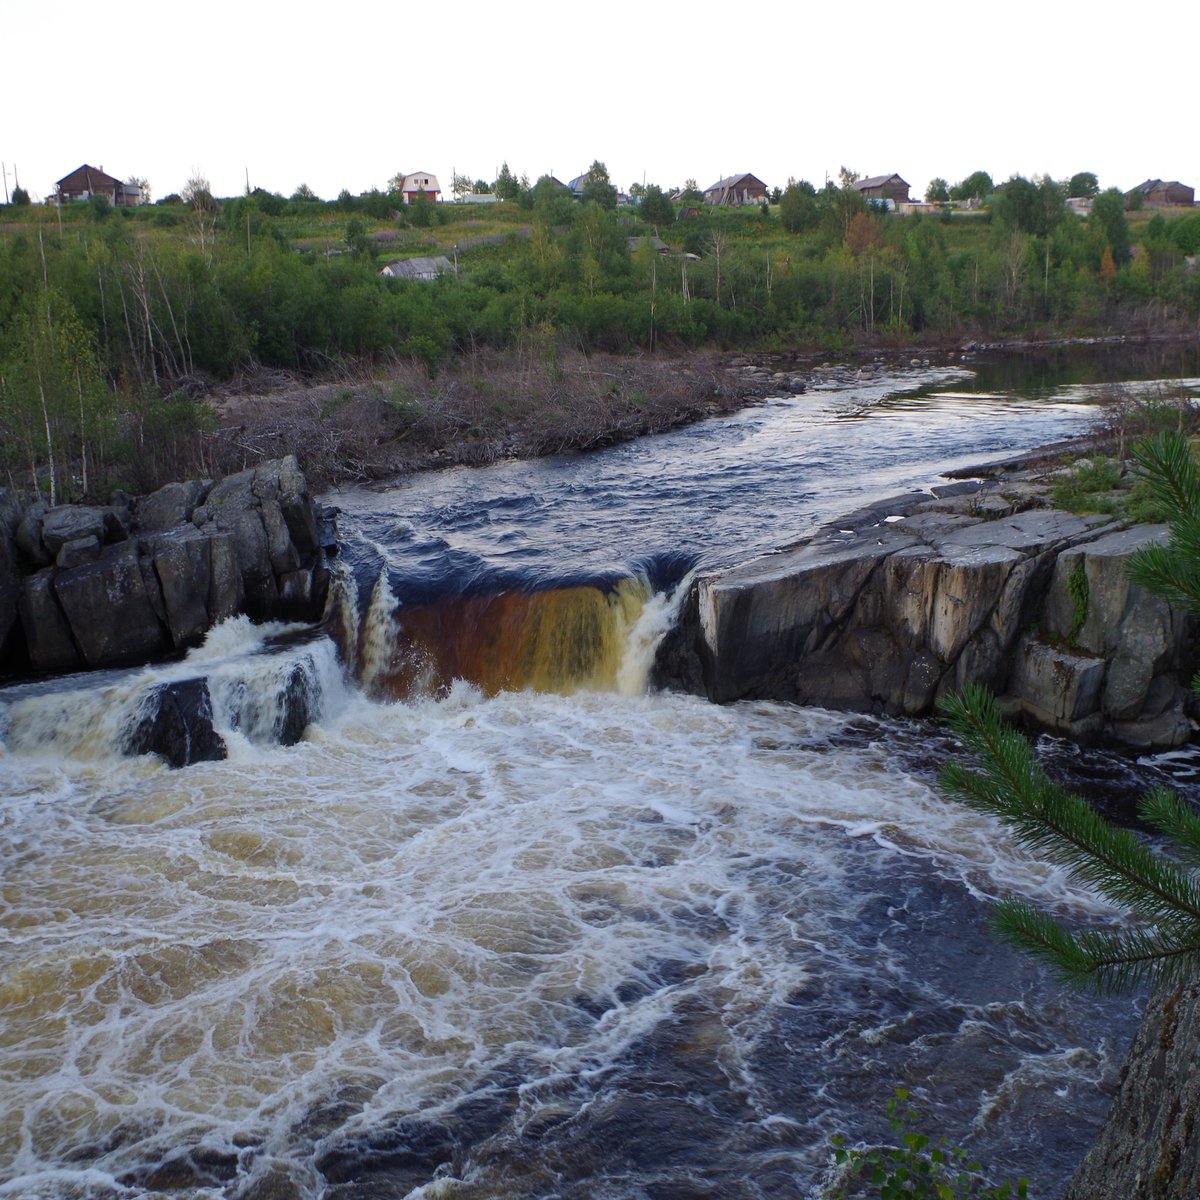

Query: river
[2,349,1199,1200]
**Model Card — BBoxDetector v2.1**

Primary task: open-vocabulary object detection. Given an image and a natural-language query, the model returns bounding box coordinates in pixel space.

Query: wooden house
[852,174,911,206]
[1125,179,1195,207]
[703,174,769,206]
[397,172,441,203]
[55,164,142,206]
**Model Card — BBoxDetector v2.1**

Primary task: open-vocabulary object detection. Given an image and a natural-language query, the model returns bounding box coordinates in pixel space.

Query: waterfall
[335,570,681,701]
[617,570,695,696]
[0,618,347,763]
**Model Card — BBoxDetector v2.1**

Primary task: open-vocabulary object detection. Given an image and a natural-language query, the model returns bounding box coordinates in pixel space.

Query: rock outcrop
[657,485,1198,750]
[122,679,229,769]
[1063,979,1200,1200]
[0,457,334,680]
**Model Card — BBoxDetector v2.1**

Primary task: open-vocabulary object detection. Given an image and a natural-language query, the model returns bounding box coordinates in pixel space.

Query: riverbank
[207,346,980,491]
[208,349,771,491]
[205,335,1200,492]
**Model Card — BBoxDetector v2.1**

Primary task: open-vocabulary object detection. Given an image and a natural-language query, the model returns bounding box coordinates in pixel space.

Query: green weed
[827,1090,1028,1200]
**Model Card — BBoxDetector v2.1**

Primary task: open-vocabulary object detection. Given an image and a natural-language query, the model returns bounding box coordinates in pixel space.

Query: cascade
[330,566,682,701]
[0,618,346,763]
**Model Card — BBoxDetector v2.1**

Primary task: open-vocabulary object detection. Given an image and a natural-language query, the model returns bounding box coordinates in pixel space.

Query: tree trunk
[1064,979,1200,1199]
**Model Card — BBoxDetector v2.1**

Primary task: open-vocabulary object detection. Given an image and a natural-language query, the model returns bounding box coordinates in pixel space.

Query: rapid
[3,352,1200,1199]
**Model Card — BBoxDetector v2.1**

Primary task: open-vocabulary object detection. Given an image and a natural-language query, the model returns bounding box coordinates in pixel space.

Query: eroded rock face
[1063,981,1200,1200]
[677,502,1197,750]
[1,458,334,681]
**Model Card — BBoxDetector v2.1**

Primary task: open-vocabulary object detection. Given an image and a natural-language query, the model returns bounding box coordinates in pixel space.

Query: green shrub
[1050,457,1122,512]
[828,1090,1027,1200]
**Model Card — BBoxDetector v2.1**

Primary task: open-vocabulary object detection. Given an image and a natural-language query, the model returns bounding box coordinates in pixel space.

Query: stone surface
[122,678,228,768]
[53,544,169,668]
[1008,636,1106,724]
[0,490,27,578]
[135,480,209,533]
[2,457,331,681]
[277,660,316,746]
[15,501,51,566]
[55,535,101,570]
[678,502,1199,749]
[1063,981,1200,1200]
[41,506,107,557]
[19,569,82,674]
[148,530,215,649]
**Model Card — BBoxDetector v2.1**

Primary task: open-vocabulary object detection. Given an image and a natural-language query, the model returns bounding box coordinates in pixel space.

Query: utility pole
[1,163,9,204]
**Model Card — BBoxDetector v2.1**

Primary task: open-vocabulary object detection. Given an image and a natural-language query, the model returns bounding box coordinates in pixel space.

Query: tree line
[1,169,1198,501]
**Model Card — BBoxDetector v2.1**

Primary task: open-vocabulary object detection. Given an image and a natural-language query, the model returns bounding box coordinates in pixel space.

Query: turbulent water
[3,359,1200,1200]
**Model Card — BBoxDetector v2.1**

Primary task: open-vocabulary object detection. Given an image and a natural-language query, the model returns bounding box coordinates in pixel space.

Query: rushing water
[3,356,1200,1200]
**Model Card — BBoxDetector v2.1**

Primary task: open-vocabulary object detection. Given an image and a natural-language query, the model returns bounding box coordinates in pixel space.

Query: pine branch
[940,686,1200,930]
[1132,431,1200,520]
[1126,541,1200,613]
[994,898,1200,992]
[1140,787,1200,868]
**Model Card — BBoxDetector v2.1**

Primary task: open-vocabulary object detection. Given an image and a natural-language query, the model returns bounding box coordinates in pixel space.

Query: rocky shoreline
[655,441,1198,752]
[0,457,334,683]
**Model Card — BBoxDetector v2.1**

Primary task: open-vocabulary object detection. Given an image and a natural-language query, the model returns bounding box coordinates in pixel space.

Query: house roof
[400,172,441,193]
[626,236,669,253]
[853,174,909,192]
[380,256,453,280]
[1128,179,1192,194]
[704,173,767,193]
[56,164,123,193]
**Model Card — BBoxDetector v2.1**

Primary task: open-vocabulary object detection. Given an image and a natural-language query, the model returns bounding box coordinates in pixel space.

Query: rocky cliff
[656,482,1198,751]
[1062,979,1200,1200]
[0,457,335,681]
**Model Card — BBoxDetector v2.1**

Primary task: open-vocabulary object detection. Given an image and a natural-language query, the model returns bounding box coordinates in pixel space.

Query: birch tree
[0,289,109,502]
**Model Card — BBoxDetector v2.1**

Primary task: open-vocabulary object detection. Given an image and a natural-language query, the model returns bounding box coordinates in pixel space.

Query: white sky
[4,0,1195,205]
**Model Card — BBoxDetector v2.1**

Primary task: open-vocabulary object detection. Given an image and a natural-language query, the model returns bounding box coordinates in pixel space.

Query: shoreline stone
[0,456,334,682]
[656,487,1198,753]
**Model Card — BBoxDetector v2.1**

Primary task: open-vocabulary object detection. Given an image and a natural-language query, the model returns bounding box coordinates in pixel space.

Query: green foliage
[828,1090,1028,1199]
[494,162,522,202]
[950,171,993,201]
[941,681,1200,993]
[10,185,30,206]
[925,178,950,203]
[88,193,112,221]
[0,167,1195,400]
[990,175,1065,237]
[0,287,113,502]
[780,180,819,233]
[638,183,674,227]
[1089,188,1131,264]
[581,161,617,210]
[531,175,575,226]
[1049,456,1122,512]
[1169,212,1200,256]
[1068,172,1100,199]
[1067,563,1089,638]
[1125,432,1200,611]
[407,191,437,227]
